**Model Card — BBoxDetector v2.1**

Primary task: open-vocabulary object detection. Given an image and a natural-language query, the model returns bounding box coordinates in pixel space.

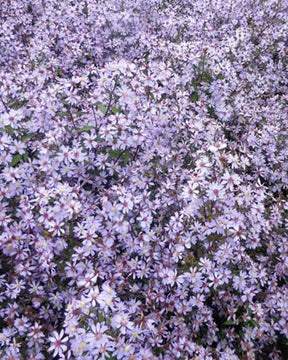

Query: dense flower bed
[0,0,287,359]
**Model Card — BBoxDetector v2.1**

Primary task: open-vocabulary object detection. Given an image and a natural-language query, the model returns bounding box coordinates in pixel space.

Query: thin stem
[0,94,9,113]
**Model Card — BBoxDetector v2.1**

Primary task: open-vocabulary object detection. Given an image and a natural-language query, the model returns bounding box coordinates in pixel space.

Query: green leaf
[0,125,14,135]
[94,102,107,115]
[98,311,105,323]
[7,100,17,107]
[111,106,121,114]
[224,320,235,326]
[249,320,259,327]
[27,4,33,13]
[98,103,107,115]
[83,5,88,15]
[191,80,197,89]
[58,111,69,117]
[123,151,132,164]
[190,92,199,102]
[96,136,104,143]
[7,99,27,109]
[109,149,122,158]
[23,152,28,162]
[55,68,62,76]
[10,154,22,167]
[217,73,225,80]
[21,133,35,142]
[74,126,95,133]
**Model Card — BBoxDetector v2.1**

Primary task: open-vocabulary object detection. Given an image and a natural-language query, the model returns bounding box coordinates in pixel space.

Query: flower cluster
[0,0,287,359]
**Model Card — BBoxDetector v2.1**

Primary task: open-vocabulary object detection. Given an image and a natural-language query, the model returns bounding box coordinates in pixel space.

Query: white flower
[48,330,69,358]
[208,142,227,152]
[206,182,225,201]
[181,181,199,200]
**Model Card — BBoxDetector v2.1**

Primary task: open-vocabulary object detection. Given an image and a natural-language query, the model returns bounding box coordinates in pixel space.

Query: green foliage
[95,102,107,115]
[10,154,22,167]
[74,126,95,133]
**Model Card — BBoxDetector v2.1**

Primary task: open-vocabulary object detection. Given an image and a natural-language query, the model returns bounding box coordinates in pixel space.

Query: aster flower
[0,0,287,358]
[111,313,134,335]
[48,330,69,358]
[206,182,225,201]
[222,171,242,190]
[181,181,199,200]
